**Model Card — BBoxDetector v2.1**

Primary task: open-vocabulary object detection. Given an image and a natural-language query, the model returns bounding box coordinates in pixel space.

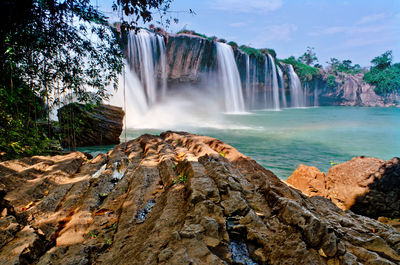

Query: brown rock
[289,156,400,220]
[58,103,124,147]
[0,132,399,264]
[287,164,327,197]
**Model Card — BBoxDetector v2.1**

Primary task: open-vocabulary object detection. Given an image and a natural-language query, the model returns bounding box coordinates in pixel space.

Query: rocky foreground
[0,132,400,264]
[287,157,400,220]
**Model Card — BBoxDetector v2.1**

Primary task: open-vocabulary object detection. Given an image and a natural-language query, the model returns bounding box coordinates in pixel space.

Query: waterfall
[287,64,306,107]
[157,37,167,99]
[267,54,280,110]
[251,59,258,110]
[245,55,251,109]
[216,42,245,113]
[128,30,167,106]
[109,62,149,127]
[313,81,319,106]
[277,66,287,108]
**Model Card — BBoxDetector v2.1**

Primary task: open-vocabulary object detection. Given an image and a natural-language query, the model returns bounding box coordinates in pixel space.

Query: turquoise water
[78,107,400,180]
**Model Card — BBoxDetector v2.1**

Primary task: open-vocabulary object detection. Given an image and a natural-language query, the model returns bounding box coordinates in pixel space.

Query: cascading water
[314,81,319,106]
[267,54,280,110]
[245,55,251,109]
[216,42,245,113]
[277,66,287,108]
[127,30,167,106]
[287,64,306,107]
[107,30,320,129]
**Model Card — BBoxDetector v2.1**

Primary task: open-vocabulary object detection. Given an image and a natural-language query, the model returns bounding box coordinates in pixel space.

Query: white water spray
[287,64,305,107]
[216,43,245,113]
[128,30,167,105]
[277,66,287,108]
[267,54,280,110]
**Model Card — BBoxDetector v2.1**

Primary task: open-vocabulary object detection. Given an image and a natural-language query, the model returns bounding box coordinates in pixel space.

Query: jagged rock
[166,34,215,85]
[0,132,399,264]
[288,156,400,220]
[58,103,124,147]
[318,72,400,107]
[287,164,327,197]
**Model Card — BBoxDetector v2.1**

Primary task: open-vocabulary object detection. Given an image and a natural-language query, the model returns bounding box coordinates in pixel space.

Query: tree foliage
[281,56,320,83]
[371,50,392,70]
[298,47,318,66]
[327,58,361,74]
[0,0,172,159]
[363,51,400,94]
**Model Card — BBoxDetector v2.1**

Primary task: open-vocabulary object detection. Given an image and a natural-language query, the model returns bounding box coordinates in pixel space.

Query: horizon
[94,0,400,67]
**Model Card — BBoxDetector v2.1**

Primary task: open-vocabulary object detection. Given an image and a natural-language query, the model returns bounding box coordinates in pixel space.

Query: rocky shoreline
[287,156,400,220]
[0,132,399,264]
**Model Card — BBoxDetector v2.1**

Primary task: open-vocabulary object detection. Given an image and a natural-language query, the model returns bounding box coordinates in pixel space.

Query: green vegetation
[239,45,265,61]
[327,58,362,74]
[227,41,238,49]
[327,75,337,88]
[280,56,320,82]
[363,51,400,94]
[259,48,277,59]
[172,173,187,184]
[0,0,172,160]
[298,47,318,66]
[176,29,207,39]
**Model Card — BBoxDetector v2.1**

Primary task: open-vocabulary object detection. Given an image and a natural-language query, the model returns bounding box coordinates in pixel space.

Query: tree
[298,47,318,66]
[364,51,399,94]
[0,0,174,159]
[114,0,178,31]
[370,50,392,70]
[327,58,362,74]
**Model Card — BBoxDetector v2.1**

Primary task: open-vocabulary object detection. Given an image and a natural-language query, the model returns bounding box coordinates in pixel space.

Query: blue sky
[96,0,400,67]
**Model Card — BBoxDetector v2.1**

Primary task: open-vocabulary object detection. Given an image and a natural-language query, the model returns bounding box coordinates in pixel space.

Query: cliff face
[143,31,399,107]
[316,72,399,107]
[1,132,400,264]
[165,34,216,86]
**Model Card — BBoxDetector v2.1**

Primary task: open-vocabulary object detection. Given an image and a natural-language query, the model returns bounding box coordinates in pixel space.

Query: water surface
[79,107,400,180]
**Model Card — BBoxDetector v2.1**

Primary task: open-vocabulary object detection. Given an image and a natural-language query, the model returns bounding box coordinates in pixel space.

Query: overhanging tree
[0,0,174,159]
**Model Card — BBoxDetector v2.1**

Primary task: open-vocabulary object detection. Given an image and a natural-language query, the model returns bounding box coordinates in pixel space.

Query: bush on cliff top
[280,56,320,82]
[239,45,265,61]
[363,51,400,94]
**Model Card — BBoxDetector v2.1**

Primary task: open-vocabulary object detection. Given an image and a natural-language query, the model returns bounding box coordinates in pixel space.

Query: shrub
[259,48,277,58]
[281,56,320,82]
[327,75,337,88]
[239,45,264,61]
[227,41,238,49]
[364,63,400,94]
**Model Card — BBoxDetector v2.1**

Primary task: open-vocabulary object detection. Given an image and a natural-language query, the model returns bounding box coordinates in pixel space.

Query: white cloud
[356,13,386,25]
[229,22,247,27]
[211,0,282,13]
[250,23,297,46]
[309,25,388,36]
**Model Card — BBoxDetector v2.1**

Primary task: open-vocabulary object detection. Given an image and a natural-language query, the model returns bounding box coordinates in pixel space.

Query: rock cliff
[166,34,216,85]
[1,132,399,264]
[315,72,399,107]
[287,156,400,219]
[58,103,124,148]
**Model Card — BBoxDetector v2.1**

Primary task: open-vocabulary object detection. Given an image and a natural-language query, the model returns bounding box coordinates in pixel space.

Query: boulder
[287,164,327,197]
[289,156,400,219]
[0,132,399,264]
[58,103,124,147]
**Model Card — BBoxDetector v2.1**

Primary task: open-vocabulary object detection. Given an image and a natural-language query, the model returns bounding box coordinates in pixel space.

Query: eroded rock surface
[0,132,399,264]
[58,103,124,147]
[288,156,400,220]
